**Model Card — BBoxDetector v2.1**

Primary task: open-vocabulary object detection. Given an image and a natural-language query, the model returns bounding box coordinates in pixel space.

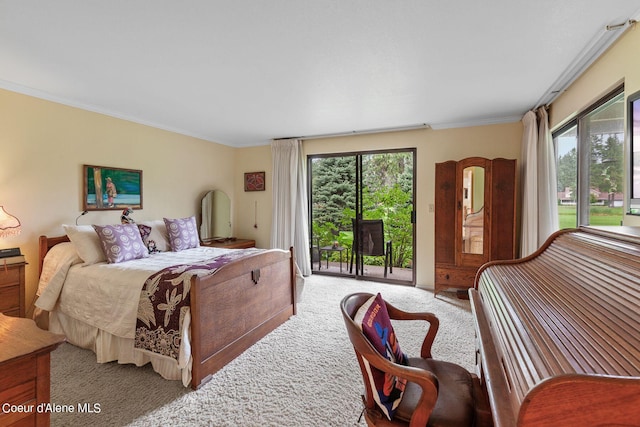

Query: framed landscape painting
[83,165,143,211]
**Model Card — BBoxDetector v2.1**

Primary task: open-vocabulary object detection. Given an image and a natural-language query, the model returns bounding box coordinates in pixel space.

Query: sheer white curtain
[536,108,559,245]
[270,139,312,276]
[520,111,538,256]
[520,108,559,257]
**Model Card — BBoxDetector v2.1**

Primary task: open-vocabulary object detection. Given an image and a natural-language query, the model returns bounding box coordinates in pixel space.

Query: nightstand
[0,313,65,426]
[0,262,26,317]
[201,239,256,249]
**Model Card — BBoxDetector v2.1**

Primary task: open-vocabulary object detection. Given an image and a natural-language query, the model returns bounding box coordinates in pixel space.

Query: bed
[35,221,297,390]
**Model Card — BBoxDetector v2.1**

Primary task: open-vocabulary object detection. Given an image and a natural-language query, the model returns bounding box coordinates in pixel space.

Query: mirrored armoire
[434,157,517,296]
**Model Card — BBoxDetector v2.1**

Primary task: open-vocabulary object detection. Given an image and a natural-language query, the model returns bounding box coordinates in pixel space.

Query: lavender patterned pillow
[93,224,149,264]
[163,216,200,251]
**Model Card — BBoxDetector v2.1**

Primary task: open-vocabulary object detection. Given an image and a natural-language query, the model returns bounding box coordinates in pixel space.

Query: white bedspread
[36,245,236,339]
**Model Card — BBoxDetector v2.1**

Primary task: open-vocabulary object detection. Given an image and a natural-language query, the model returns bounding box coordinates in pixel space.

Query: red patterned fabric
[134,249,260,360]
[355,293,408,420]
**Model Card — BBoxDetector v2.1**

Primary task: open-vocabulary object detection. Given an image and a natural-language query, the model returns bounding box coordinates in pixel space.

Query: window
[628,90,640,213]
[553,86,624,228]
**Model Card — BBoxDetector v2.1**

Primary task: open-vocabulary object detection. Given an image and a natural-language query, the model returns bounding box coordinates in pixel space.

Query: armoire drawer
[434,266,477,289]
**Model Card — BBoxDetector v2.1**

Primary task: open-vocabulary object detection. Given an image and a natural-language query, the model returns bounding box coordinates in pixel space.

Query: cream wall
[22,22,636,305]
[0,88,522,310]
[302,123,522,289]
[233,145,273,247]
[234,27,640,289]
[229,123,523,289]
[2,26,636,313]
[549,26,640,226]
[0,89,236,315]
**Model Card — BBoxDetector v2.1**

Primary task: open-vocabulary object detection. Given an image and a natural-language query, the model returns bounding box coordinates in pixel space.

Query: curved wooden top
[472,226,640,426]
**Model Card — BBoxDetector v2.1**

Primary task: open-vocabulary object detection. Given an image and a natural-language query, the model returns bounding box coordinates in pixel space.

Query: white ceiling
[1,1,639,147]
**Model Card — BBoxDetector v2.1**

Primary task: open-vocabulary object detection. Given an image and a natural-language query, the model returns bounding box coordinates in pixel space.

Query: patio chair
[350,219,392,277]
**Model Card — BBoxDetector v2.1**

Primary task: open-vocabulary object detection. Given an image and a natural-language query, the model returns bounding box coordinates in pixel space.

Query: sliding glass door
[308,148,415,285]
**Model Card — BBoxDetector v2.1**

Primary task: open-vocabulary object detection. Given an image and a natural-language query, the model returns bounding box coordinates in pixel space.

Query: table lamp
[0,206,21,237]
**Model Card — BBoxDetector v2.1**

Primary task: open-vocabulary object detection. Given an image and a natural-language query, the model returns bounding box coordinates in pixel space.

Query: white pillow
[137,220,170,252]
[36,242,81,296]
[36,242,82,310]
[63,224,106,265]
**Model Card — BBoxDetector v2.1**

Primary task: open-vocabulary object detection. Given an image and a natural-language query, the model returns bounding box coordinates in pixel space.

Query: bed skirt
[48,310,193,387]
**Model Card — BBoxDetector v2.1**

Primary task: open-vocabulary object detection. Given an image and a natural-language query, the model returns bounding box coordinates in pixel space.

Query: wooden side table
[201,238,256,249]
[0,262,26,317]
[318,245,348,273]
[0,313,65,426]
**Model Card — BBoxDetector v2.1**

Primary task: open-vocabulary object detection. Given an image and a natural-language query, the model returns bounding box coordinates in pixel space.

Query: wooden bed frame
[38,235,297,390]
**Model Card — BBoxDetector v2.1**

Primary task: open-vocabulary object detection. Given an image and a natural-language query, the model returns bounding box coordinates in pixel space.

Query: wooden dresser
[0,313,65,426]
[201,238,256,249]
[0,262,26,317]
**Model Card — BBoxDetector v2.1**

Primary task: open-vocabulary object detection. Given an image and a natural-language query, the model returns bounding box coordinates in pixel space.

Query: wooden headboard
[38,235,70,277]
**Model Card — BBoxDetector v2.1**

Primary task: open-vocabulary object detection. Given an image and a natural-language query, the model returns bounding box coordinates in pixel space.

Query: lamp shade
[0,206,21,237]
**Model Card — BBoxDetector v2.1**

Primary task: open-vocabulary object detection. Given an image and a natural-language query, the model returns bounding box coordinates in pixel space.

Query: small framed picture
[83,165,143,210]
[244,171,265,192]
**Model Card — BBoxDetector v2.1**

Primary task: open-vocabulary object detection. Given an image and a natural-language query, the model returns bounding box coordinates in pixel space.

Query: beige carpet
[49,274,474,426]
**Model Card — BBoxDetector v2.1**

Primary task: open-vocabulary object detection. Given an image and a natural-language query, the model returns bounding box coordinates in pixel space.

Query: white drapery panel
[270,139,312,276]
[520,111,538,256]
[520,108,559,257]
[536,108,559,245]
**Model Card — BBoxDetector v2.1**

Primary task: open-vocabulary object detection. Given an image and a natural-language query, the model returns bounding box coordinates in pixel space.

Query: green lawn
[557,205,623,229]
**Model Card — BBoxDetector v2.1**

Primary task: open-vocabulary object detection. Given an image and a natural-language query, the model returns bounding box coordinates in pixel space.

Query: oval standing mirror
[200,190,231,241]
[461,166,484,254]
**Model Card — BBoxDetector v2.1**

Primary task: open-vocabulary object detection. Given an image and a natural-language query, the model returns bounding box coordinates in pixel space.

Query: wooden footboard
[189,247,296,389]
[38,236,297,390]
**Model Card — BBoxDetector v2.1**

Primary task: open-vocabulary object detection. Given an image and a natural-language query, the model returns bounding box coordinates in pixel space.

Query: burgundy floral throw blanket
[134,249,260,360]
